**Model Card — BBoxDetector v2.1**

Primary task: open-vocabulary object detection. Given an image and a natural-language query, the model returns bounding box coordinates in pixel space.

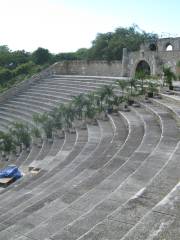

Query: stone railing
[0,62,58,104]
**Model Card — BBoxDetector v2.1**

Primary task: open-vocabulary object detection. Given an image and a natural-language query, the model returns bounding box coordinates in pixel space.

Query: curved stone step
[120,147,180,240]
[39,106,162,240]
[0,123,102,212]
[75,102,179,240]
[5,110,145,238]
[0,116,121,238]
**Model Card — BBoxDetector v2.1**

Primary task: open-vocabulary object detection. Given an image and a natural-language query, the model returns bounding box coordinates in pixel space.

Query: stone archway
[135,60,151,76]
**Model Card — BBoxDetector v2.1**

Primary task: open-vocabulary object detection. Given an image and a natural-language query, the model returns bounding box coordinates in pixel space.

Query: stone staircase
[0,73,179,239]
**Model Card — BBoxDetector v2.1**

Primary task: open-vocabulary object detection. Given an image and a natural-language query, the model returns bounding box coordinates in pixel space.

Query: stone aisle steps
[116,97,180,240]
[0,113,125,240]
[74,102,180,240]
[0,129,77,200]
[0,122,104,239]
[120,144,180,240]
[9,110,144,240]
[41,105,161,240]
[0,123,103,220]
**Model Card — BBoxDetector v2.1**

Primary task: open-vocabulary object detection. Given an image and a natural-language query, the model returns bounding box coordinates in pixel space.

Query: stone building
[123,37,180,77]
[54,37,180,78]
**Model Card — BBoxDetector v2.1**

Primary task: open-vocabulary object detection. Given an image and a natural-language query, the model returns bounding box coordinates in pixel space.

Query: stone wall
[53,60,123,77]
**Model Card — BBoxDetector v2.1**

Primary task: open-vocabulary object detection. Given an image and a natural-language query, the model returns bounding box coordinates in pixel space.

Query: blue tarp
[0,165,22,180]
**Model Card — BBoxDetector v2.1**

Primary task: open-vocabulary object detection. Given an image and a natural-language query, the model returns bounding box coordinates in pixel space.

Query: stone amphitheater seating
[0,71,179,239]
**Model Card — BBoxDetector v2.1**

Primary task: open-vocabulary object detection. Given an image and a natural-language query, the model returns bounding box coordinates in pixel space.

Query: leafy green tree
[75,48,89,60]
[54,52,76,61]
[88,25,158,60]
[32,47,52,65]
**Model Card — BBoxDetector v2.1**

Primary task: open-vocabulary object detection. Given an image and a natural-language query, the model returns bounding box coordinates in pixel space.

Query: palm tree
[33,113,53,139]
[163,67,176,90]
[116,80,129,97]
[0,131,16,160]
[135,70,147,94]
[96,85,115,113]
[9,122,31,151]
[72,94,86,120]
[50,105,64,134]
[128,78,138,95]
[63,103,75,131]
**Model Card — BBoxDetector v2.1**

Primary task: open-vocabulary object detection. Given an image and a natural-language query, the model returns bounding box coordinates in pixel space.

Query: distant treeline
[55,25,158,61]
[0,25,158,91]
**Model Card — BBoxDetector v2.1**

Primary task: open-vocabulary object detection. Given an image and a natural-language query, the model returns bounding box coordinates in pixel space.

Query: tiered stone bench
[0,74,179,240]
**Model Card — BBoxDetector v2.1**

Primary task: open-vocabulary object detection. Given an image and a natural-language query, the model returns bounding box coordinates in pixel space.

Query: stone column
[122,48,129,77]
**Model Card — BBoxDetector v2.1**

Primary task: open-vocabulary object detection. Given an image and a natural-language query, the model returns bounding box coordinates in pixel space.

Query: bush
[0,68,13,85]
[13,61,35,76]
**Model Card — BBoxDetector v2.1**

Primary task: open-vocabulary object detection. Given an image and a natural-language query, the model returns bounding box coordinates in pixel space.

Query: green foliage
[13,61,35,76]
[116,80,128,95]
[33,112,54,139]
[0,68,13,85]
[163,66,176,88]
[31,126,42,139]
[32,47,52,65]
[147,81,159,94]
[75,48,89,60]
[54,52,76,61]
[177,61,180,67]
[0,131,16,155]
[88,25,158,61]
[9,122,31,149]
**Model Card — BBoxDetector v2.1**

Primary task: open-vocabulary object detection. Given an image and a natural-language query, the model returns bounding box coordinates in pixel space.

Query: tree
[0,131,16,157]
[32,47,52,65]
[62,103,75,129]
[163,66,177,89]
[33,112,54,139]
[9,122,31,150]
[72,94,87,120]
[116,80,129,97]
[50,106,63,131]
[88,25,158,61]
[135,70,147,94]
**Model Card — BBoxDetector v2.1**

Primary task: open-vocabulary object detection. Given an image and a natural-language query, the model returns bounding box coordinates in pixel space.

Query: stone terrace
[0,72,179,239]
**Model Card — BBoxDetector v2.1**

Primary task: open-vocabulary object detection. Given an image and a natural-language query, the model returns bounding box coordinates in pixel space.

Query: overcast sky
[0,0,180,53]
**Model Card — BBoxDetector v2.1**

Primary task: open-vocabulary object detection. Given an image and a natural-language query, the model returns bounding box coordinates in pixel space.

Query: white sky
[0,0,180,53]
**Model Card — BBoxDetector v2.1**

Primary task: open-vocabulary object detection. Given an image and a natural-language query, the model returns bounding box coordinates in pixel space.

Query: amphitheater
[0,39,180,240]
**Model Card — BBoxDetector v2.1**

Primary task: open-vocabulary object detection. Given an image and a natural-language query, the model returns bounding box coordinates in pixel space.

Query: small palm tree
[9,122,31,151]
[63,103,75,130]
[50,105,64,132]
[128,78,138,95]
[0,131,16,159]
[116,80,129,97]
[163,67,176,90]
[98,85,115,112]
[72,94,86,120]
[33,113,53,139]
[135,70,147,94]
